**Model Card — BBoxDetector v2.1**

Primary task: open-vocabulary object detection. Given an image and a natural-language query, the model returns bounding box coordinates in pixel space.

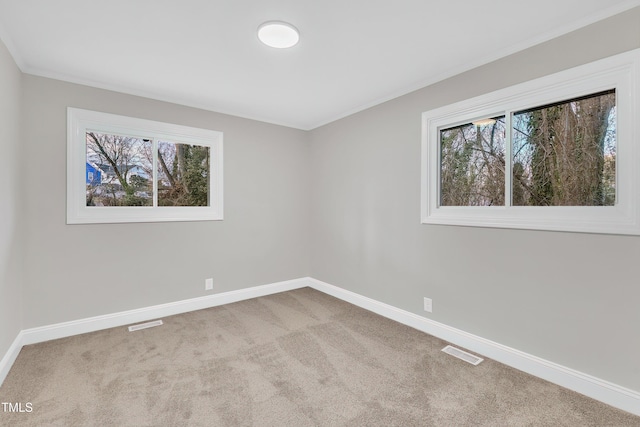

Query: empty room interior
[1,1,640,425]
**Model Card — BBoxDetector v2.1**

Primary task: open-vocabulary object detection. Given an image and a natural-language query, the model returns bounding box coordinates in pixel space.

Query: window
[67,108,223,224]
[421,49,640,235]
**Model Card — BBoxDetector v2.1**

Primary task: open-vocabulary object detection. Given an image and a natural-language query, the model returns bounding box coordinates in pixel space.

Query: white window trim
[421,48,640,235]
[67,108,224,224]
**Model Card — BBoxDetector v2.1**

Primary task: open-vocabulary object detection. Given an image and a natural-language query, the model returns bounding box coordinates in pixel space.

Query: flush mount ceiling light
[257,21,299,49]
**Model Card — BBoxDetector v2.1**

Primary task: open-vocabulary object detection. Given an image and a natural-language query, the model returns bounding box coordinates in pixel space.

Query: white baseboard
[1,278,304,385]
[20,278,308,346]
[306,278,640,417]
[2,276,639,417]
[0,332,24,387]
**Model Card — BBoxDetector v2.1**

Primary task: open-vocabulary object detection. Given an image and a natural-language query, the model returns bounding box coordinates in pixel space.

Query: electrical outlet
[423,297,432,313]
[205,278,214,291]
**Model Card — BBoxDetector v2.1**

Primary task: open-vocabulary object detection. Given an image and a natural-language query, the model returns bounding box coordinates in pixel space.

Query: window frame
[67,108,224,224]
[421,48,640,235]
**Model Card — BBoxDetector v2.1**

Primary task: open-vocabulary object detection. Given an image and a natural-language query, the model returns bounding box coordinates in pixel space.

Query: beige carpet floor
[0,287,639,426]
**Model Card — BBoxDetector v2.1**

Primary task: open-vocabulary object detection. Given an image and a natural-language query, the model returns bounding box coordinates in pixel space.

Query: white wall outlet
[423,297,433,313]
[205,278,214,291]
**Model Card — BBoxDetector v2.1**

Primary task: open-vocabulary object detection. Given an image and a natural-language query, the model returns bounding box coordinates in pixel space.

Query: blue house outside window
[86,163,102,186]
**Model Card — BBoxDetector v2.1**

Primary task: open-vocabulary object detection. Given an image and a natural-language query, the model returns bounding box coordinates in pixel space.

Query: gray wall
[21,76,310,328]
[4,4,640,398]
[309,8,640,393]
[0,39,23,358]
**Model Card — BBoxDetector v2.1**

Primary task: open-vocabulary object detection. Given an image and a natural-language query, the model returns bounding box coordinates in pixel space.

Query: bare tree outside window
[422,52,638,234]
[440,117,506,206]
[512,90,616,206]
[438,91,615,208]
[86,132,153,207]
[69,108,223,224]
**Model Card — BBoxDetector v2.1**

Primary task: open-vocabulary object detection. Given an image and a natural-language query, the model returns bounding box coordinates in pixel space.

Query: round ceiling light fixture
[257,21,299,49]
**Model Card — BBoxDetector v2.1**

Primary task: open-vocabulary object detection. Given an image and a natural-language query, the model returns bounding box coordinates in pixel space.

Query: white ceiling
[0,1,638,130]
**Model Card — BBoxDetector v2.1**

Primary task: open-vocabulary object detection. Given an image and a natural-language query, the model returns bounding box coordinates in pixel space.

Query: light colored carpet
[0,287,638,426]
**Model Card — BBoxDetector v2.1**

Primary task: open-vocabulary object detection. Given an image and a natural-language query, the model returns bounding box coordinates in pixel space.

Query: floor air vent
[442,345,484,365]
[128,320,163,332]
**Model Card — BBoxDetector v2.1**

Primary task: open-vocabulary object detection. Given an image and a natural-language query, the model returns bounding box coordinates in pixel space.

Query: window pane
[440,116,506,206]
[157,141,210,207]
[512,90,616,206]
[86,132,153,206]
